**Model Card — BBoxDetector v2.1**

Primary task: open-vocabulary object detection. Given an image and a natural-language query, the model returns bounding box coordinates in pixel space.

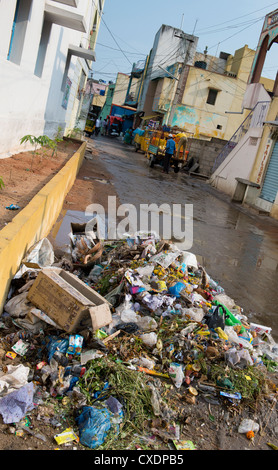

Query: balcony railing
[211,101,270,173]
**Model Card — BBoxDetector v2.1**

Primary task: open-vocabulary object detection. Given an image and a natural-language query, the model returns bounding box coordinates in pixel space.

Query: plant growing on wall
[0,176,5,190]
[66,127,83,140]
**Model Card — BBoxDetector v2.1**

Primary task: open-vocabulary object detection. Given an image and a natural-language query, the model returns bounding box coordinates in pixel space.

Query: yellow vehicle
[147,131,189,173]
[134,128,189,173]
[85,119,95,136]
[134,130,150,153]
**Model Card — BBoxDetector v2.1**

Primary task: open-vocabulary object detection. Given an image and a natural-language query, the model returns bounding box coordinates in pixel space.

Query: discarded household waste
[0,231,277,450]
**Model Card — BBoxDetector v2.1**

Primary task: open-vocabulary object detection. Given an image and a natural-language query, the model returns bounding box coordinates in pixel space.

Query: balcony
[52,0,79,7]
[45,2,86,32]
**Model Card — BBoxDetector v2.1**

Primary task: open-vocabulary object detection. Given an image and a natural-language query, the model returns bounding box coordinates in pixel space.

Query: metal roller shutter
[260,140,278,203]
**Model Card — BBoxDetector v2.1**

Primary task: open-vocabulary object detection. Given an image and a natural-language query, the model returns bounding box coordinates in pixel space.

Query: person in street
[101,118,107,136]
[95,117,101,136]
[163,134,176,173]
[124,128,133,144]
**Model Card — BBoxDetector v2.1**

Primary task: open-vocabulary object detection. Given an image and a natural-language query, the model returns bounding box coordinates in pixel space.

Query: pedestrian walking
[163,134,176,173]
[101,118,107,136]
[95,117,101,136]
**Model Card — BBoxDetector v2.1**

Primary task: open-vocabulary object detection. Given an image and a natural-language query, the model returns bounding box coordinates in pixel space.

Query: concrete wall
[175,50,253,141]
[138,24,198,114]
[210,128,263,196]
[187,137,228,176]
[0,141,86,314]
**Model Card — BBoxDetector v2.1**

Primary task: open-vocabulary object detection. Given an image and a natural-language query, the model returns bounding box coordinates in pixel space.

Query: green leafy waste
[78,357,154,449]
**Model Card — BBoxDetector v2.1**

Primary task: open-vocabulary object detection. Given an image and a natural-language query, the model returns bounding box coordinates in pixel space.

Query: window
[217,124,222,130]
[7,0,32,64]
[34,19,52,77]
[206,88,218,106]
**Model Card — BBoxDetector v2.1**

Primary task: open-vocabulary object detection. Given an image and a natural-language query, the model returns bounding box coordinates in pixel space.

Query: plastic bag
[169,363,184,388]
[23,238,54,268]
[137,316,158,331]
[180,251,198,269]
[46,337,69,361]
[0,364,30,395]
[76,405,123,449]
[5,292,32,318]
[183,308,204,322]
[224,327,254,352]
[203,305,225,330]
[214,294,236,311]
[116,296,140,324]
[238,419,259,434]
[0,382,35,423]
[140,332,157,347]
[225,347,253,368]
[168,282,186,298]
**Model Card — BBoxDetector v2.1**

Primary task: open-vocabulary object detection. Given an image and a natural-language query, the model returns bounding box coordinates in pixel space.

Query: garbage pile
[0,229,277,450]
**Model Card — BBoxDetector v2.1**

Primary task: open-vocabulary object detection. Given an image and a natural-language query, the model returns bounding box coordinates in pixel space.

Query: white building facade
[0,0,104,158]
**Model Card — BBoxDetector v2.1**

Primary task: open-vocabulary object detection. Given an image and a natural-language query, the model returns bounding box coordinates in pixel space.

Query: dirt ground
[0,140,80,230]
[0,137,277,452]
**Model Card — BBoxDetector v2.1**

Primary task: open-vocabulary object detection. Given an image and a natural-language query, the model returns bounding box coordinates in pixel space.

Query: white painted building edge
[0,0,101,158]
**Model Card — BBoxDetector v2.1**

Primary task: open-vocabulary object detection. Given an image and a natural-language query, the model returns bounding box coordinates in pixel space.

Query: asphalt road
[90,135,278,341]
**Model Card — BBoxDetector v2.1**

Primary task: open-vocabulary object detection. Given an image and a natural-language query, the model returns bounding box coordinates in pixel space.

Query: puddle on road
[50,210,93,253]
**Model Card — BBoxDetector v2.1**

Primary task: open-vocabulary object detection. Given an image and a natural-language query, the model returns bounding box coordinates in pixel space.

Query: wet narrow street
[91,136,278,341]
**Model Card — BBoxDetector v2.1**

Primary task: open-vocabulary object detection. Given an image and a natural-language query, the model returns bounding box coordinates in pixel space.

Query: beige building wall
[177,66,248,139]
[171,45,273,141]
[113,73,130,106]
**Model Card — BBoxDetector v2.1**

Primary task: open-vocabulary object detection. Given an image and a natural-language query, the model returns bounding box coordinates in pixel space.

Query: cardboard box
[27,268,112,333]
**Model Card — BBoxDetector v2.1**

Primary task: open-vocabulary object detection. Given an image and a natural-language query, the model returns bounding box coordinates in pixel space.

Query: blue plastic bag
[76,403,123,449]
[76,406,113,449]
[168,282,186,298]
[46,337,69,361]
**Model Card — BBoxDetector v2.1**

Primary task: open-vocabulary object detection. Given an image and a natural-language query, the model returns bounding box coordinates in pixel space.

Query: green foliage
[20,127,64,168]
[66,127,83,139]
[0,176,5,190]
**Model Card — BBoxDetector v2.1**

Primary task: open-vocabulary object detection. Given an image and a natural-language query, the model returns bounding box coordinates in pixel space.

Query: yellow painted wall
[171,45,273,140]
[0,141,86,314]
[177,67,244,139]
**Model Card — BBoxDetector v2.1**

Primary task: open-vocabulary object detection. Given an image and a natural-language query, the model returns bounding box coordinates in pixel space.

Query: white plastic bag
[140,332,157,347]
[0,364,30,395]
[180,251,198,269]
[23,238,54,268]
[137,316,158,331]
[169,363,184,388]
[238,419,259,434]
[4,292,32,318]
[183,307,204,322]
[224,326,254,352]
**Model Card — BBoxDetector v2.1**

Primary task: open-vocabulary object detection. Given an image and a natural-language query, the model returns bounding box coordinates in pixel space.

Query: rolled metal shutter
[260,140,278,203]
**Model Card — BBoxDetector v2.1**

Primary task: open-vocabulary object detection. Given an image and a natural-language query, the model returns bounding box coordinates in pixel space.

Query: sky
[92,0,278,83]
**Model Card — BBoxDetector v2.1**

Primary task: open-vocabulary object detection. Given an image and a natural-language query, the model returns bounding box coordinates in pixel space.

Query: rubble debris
[0,233,277,450]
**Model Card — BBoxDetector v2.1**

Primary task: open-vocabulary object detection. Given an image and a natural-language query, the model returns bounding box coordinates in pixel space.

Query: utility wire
[196,2,278,33]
